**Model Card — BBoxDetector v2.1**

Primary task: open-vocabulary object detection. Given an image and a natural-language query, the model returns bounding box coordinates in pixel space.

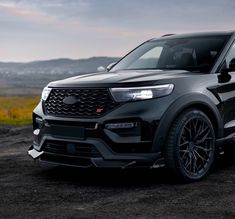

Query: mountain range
[0,57,120,75]
[0,57,120,95]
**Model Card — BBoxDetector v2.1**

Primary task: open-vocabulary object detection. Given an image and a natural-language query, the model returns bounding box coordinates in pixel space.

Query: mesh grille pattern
[44,88,119,118]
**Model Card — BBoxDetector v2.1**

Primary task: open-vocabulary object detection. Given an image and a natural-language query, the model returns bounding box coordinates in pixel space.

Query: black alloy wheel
[165,109,215,182]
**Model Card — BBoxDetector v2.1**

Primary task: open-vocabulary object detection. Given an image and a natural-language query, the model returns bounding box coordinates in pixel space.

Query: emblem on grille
[96,108,104,113]
[63,96,79,105]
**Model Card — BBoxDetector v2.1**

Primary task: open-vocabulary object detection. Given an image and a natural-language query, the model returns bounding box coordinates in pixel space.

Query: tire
[164,108,216,182]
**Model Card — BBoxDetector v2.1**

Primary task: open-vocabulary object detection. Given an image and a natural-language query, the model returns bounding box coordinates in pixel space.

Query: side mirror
[222,58,235,74]
[229,58,235,71]
[219,60,232,83]
[106,62,116,71]
[97,66,106,72]
[218,58,235,83]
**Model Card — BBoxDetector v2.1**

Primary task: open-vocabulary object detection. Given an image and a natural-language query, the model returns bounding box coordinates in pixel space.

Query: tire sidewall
[173,109,216,181]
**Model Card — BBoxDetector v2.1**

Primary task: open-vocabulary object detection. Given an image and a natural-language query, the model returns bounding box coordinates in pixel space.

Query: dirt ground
[0,126,235,219]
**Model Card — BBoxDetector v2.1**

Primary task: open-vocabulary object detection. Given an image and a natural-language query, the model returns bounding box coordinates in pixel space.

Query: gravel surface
[0,126,235,219]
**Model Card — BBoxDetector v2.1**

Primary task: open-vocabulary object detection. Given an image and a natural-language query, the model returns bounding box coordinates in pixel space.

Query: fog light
[33,129,40,136]
[105,122,136,130]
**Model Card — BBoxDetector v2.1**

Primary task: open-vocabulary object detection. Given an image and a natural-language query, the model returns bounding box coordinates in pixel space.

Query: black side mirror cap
[221,58,235,74]
[229,58,235,71]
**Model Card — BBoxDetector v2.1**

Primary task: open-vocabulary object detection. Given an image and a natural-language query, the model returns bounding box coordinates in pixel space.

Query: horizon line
[0,56,121,64]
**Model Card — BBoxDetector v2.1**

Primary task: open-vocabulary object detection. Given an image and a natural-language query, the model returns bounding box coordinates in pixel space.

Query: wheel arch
[186,103,219,136]
[153,93,223,152]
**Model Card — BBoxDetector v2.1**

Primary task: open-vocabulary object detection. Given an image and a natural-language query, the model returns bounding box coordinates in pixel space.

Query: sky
[0,0,234,62]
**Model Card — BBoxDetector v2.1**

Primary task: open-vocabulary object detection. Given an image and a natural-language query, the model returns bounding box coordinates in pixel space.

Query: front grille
[44,88,119,118]
[44,140,101,158]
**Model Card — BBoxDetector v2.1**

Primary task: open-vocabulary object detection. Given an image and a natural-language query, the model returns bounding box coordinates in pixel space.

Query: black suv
[29,31,235,181]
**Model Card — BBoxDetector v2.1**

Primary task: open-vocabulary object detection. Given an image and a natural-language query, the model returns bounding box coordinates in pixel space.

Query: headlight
[41,87,52,101]
[110,84,174,102]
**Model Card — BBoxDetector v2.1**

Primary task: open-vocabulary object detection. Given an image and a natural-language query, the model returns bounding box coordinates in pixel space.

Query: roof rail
[161,34,175,37]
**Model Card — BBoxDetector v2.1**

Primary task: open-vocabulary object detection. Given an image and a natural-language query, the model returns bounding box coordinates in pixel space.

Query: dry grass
[0,96,40,125]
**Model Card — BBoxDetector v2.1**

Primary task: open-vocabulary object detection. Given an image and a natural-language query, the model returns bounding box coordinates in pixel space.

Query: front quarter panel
[152,92,223,152]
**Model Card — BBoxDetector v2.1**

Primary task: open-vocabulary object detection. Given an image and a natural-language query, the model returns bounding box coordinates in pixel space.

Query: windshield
[111,36,230,73]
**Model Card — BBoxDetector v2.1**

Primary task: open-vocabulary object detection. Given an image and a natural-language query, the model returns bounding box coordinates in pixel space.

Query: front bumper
[28,137,162,168]
[28,97,172,168]
[28,118,163,168]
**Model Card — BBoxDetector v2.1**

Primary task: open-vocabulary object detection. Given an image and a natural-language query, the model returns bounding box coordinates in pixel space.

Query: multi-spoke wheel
[164,109,215,181]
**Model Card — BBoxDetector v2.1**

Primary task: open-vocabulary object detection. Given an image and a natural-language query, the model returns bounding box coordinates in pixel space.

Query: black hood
[48,70,204,88]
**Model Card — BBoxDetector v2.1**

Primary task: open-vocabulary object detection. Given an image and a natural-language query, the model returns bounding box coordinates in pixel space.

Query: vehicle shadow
[36,146,235,187]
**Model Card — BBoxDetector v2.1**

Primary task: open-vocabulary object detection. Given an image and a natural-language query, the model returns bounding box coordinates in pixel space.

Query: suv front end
[29,82,176,168]
[29,31,235,181]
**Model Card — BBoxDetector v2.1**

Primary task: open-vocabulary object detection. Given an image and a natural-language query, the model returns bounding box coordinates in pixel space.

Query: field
[0,96,40,125]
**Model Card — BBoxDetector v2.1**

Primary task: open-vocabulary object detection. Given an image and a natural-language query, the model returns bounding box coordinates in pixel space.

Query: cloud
[0,1,58,27]
[0,0,234,61]
[1,0,234,32]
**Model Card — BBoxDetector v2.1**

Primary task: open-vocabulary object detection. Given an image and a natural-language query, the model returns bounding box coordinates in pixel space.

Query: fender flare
[152,93,223,152]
